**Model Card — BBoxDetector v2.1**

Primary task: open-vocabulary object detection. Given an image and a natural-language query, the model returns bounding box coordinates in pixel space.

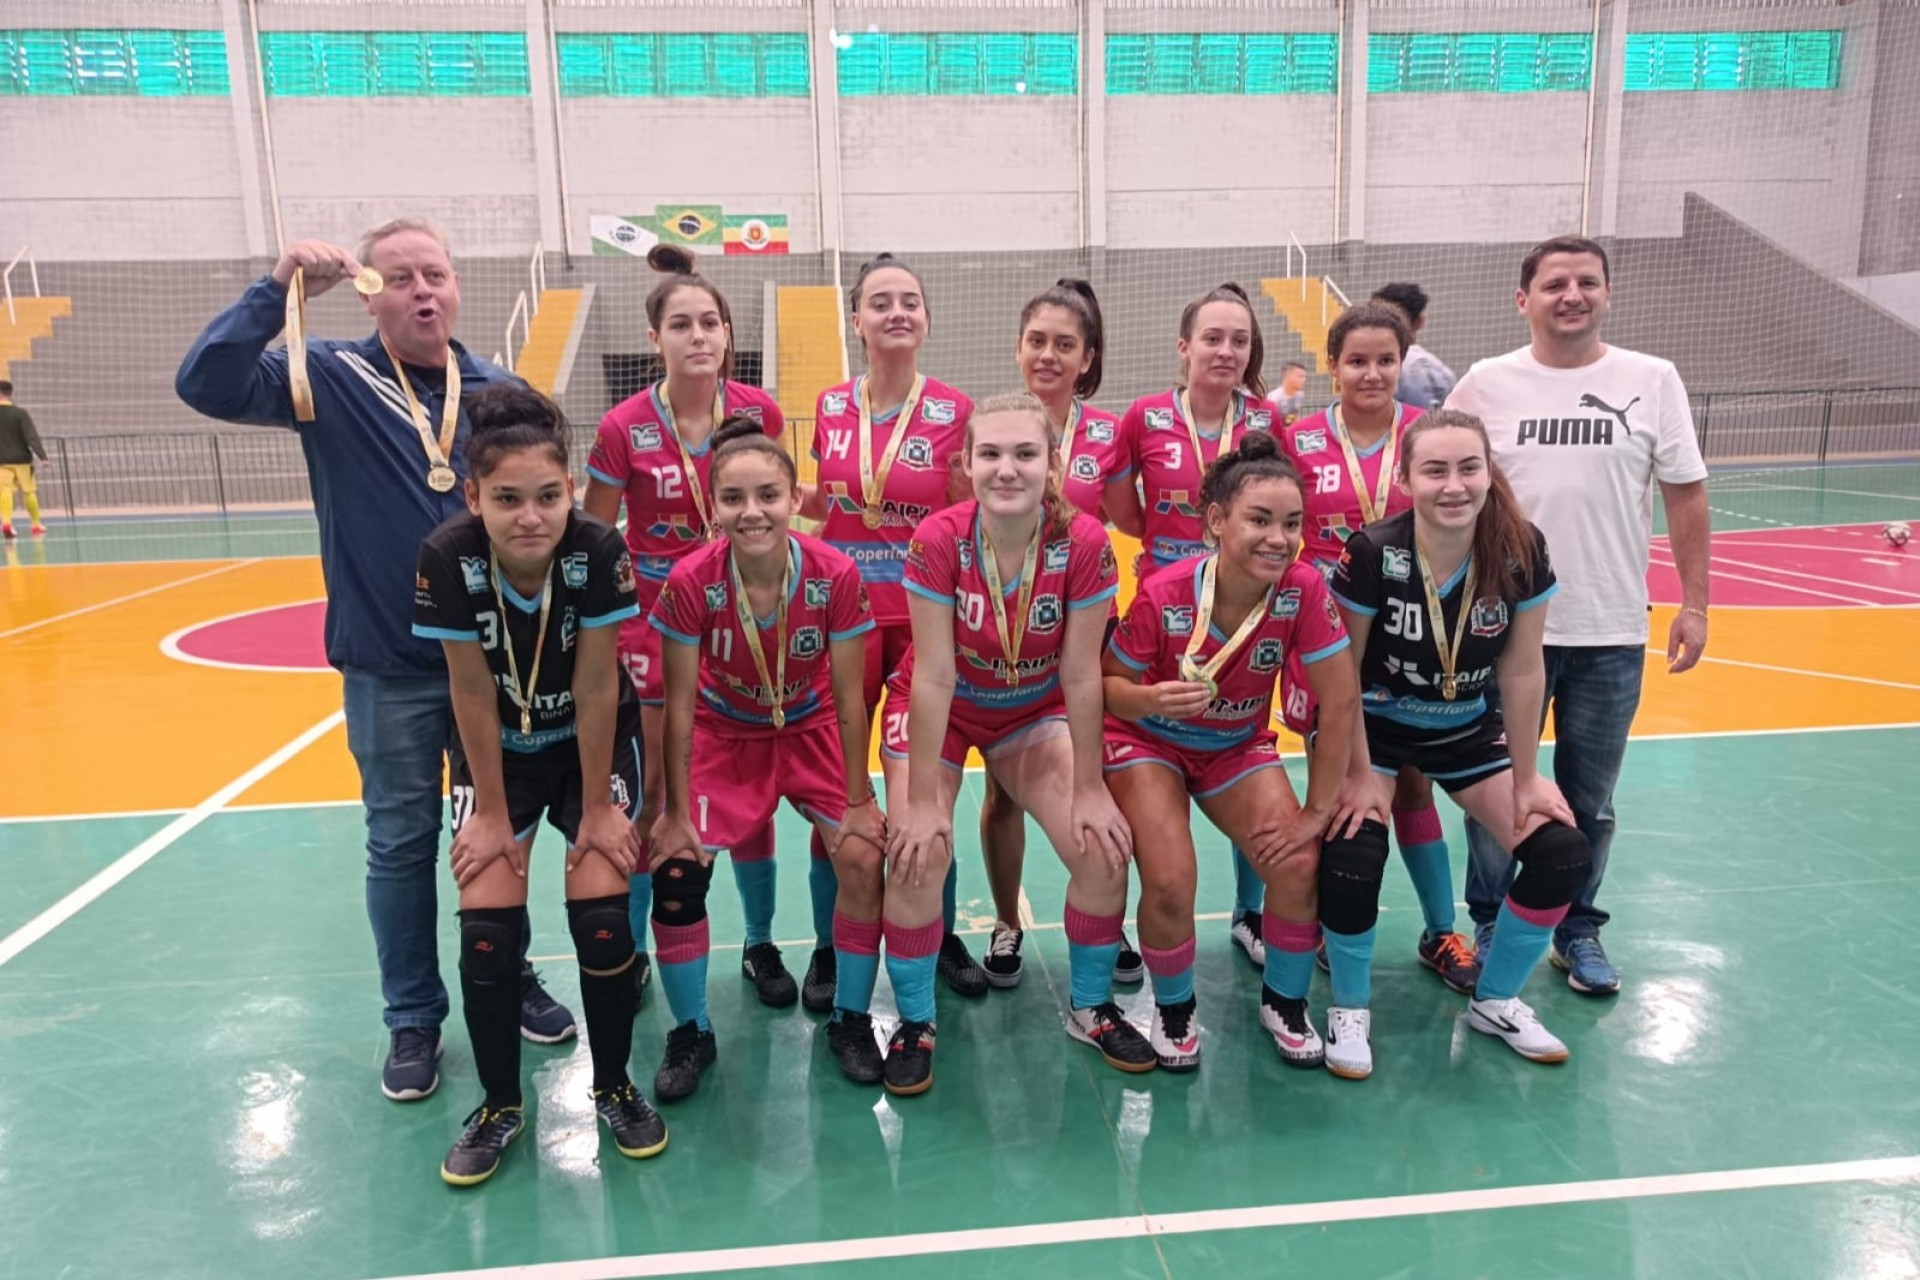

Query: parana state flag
[724,214,790,255]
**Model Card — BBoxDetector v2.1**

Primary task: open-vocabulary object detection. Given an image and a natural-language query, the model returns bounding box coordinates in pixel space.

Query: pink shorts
[688,718,851,852]
[1100,717,1287,799]
[619,591,665,705]
[879,683,1068,771]
[864,620,913,711]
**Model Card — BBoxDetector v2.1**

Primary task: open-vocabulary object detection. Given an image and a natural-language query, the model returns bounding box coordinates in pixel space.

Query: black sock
[569,894,638,1093]
[459,906,526,1108]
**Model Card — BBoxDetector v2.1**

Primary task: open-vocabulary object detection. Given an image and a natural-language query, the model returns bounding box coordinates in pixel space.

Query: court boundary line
[0,710,344,968]
[367,1154,1920,1280]
[1652,649,1920,692]
[158,597,333,673]
[0,559,260,640]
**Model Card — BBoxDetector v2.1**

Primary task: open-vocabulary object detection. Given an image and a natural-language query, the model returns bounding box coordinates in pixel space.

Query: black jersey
[1331,509,1555,735]
[414,510,639,765]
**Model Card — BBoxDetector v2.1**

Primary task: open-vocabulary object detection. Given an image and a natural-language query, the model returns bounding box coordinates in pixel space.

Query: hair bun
[1056,277,1098,305]
[647,244,697,275]
[467,384,565,439]
[1235,430,1280,463]
[711,412,768,451]
[1217,281,1252,303]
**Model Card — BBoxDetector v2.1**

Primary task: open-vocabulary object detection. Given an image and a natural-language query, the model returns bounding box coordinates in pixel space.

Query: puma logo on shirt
[1516,392,1641,447]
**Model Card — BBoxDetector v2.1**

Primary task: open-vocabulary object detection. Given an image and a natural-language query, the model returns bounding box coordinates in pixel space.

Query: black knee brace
[1317,819,1390,936]
[1509,821,1593,911]
[650,857,713,928]
[567,893,634,974]
[459,907,523,984]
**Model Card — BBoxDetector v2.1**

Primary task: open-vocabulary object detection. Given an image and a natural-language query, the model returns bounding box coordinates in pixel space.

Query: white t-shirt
[1444,345,1706,647]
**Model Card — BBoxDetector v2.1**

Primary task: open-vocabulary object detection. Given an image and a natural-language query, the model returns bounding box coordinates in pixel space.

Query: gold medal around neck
[862,508,884,530]
[353,266,385,297]
[1180,554,1270,701]
[427,465,458,493]
[1413,541,1476,704]
[1177,654,1220,701]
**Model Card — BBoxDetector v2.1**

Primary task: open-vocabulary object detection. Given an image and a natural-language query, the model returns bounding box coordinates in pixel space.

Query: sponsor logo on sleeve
[1292,428,1327,454]
[459,557,489,594]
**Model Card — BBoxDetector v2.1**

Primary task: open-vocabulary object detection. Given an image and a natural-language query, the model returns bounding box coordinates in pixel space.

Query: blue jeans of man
[1464,644,1643,947]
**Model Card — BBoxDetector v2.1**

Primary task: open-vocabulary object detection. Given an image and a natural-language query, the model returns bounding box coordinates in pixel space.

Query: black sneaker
[631,952,652,1015]
[742,942,799,1008]
[593,1081,669,1158]
[982,923,1024,989]
[440,1103,525,1186]
[1066,1002,1158,1074]
[520,965,578,1044]
[883,1019,937,1096]
[1113,931,1145,986]
[654,1020,717,1102]
[381,1027,442,1102]
[801,946,837,1014]
[938,932,988,998]
[827,1011,885,1085]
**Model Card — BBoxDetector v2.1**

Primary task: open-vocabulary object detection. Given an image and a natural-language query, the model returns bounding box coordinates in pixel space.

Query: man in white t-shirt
[1445,235,1711,998]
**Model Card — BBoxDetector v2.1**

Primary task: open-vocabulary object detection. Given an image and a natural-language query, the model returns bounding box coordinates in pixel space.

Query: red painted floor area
[1649,523,1919,608]
[164,599,330,671]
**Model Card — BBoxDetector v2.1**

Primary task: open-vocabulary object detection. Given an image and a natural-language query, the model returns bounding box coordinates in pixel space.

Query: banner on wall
[724,214,790,255]
[592,207,789,256]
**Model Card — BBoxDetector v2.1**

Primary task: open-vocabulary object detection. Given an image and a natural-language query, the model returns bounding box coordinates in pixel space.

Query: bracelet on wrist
[1681,605,1709,619]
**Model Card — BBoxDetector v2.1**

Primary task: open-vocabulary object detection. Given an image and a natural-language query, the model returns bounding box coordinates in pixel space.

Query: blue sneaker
[1551,936,1621,996]
[520,965,578,1043]
[1474,919,1496,968]
[382,1027,442,1102]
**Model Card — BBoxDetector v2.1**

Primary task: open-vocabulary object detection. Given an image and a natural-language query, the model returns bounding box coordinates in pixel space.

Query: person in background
[1372,283,1456,411]
[0,380,48,538]
[1269,361,1308,425]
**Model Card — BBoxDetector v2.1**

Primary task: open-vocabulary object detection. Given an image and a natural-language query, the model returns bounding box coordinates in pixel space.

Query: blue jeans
[1464,644,1643,946]
[344,669,454,1032]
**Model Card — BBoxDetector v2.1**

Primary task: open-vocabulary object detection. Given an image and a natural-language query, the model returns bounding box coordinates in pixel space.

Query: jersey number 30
[1384,599,1425,642]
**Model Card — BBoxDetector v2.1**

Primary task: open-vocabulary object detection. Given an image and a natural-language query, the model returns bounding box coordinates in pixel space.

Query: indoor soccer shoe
[1324,1006,1374,1080]
[1419,930,1482,996]
[1258,988,1326,1068]
[654,1020,718,1102]
[742,942,799,1008]
[883,1020,937,1095]
[983,923,1025,988]
[29,524,45,536]
[1066,1003,1158,1074]
[801,947,837,1014]
[1230,911,1266,968]
[1551,937,1622,996]
[1113,931,1145,986]
[440,1104,525,1186]
[381,1027,442,1102]
[593,1081,669,1158]
[1149,998,1202,1072]
[519,966,578,1044]
[826,1012,885,1085]
[938,932,989,997]
[1468,996,1570,1063]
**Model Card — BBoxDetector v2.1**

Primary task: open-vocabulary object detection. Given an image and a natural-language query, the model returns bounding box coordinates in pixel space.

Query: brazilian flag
[649,205,723,247]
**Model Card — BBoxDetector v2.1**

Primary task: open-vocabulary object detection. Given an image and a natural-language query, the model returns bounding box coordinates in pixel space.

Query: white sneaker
[1229,912,1266,967]
[1468,996,1570,1063]
[1324,1006,1373,1080]
[1149,998,1202,1071]
[982,922,1024,989]
[1258,992,1325,1068]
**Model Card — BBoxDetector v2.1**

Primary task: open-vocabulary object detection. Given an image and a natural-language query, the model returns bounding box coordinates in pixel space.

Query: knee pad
[1509,821,1592,911]
[1317,819,1390,936]
[566,893,635,974]
[650,857,714,928]
[459,908,522,984]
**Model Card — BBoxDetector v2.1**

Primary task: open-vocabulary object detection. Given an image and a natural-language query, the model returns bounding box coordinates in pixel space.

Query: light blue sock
[942,860,959,934]
[1400,842,1457,935]
[731,857,777,947]
[1068,941,1122,1009]
[1476,901,1557,1001]
[1232,846,1264,917]
[627,872,653,957]
[808,856,838,951]
[1324,926,1377,1008]
[1261,920,1317,1001]
[835,949,880,1017]
[886,951,939,1023]
[654,924,711,1032]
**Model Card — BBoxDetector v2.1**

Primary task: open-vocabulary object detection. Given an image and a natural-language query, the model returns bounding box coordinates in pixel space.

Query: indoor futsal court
[3,464,1918,1279]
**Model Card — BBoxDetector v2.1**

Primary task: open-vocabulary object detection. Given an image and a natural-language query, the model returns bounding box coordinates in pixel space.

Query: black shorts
[448,716,644,847]
[1362,710,1510,794]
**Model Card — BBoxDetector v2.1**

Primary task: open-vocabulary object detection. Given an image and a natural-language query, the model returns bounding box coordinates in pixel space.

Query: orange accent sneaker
[1418,930,1482,996]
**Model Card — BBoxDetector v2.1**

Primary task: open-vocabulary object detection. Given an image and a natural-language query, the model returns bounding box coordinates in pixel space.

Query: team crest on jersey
[630,424,663,453]
[1381,547,1412,582]
[1293,428,1328,454]
[823,391,849,416]
[608,773,631,811]
[898,435,937,469]
[1028,594,1063,635]
[920,398,956,426]
[459,556,489,595]
[1324,595,1341,632]
[704,582,730,611]
[1099,542,1117,580]
[1271,588,1302,620]
[954,536,974,572]
[561,608,578,652]
[1162,605,1195,636]
[790,626,825,659]
[561,553,591,589]
[1470,598,1510,638]
[804,578,832,609]
[1070,454,1101,485]
[1250,637,1285,673]
[1043,540,1071,574]
[1144,407,1175,432]
[1246,408,1273,432]
[614,553,635,594]
[1086,420,1116,445]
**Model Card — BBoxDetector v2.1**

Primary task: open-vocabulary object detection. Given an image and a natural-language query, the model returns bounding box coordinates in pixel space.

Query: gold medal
[1413,540,1476,704]
[353,266,385,296]
[862,508,884,530]
[977,511,1042,687]
[427,465,457,493]
[856,373,926,531]
[730,539,793,729]
[772,706,787,730]
[656,380,725,539]
[1181,553,1271,696]
[1177,653,1219,701]
[490,551,553,738]
[380,334,462,496]
[1330,402,1403,526]
[285,268,315,423]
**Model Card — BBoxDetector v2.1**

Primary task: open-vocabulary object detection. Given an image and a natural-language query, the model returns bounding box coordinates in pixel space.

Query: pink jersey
[587,380,785,596]
[896,503,1118,717]
[1108,555,1348,751]
[1281,404,1422,573]
[648,532,874,735]
[811,376,971,627]
[1059,400,1127,516]
[1118,388,1276,572]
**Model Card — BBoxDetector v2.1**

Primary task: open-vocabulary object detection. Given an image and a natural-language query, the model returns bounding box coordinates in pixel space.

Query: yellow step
[775,286,846,483]
[0,295,73,379]
[1261,277,1343,374]
[513,287,585,396]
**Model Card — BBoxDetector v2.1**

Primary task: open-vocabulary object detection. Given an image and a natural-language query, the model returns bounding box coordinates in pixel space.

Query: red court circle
[162,600,331,672]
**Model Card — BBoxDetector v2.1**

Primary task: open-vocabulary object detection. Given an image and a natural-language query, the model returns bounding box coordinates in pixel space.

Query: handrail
[528,242,545,317]
[504,291,530,372]
[1285,231,1306,302]
[4,245,41,327]
[1321,275,1351,326]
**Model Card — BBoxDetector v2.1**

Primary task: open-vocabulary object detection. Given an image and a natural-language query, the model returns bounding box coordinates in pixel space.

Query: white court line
[0,559,259,641]
[1700,552,1920,603]
[158,597,332,673]
[1648,553,1884,607]
[1719,484,1920,503]
[0,710,343,968]
[1647,648,1920,693]
[369,1155,1920,1280]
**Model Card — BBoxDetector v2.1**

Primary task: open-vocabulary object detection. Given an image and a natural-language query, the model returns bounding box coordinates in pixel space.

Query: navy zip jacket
[176,275,520,678]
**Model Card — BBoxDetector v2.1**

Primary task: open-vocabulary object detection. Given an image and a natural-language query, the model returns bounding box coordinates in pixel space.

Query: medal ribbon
[856,373,926,524]
[978,513,1042,687]
[1414,542,1476,702]
[1175,387,1243,484]
[379,333,461,487]
[1180,553,1272,693]
[730,537,793,728]
[490,553,554,736]
[1055,398,1083,472]
[657,380,725,539]
[1329,402,1403,525]
[286,269,315,422]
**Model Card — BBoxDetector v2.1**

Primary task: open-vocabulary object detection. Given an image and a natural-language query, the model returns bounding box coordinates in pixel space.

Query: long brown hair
[1018,278,1104,399]
[1177,282,1267,399]
[1398,409,1536,603]
[965,391,1077,540]
[645,245,735,381]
